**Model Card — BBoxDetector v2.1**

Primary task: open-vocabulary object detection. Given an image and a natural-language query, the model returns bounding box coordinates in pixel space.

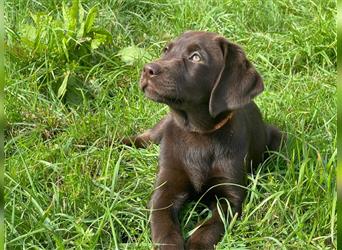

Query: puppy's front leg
[150,168,191,250]
[122,115,171,148]
[186,176,244,250]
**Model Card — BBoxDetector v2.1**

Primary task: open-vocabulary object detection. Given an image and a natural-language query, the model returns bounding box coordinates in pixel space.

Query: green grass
[5,0,336,249]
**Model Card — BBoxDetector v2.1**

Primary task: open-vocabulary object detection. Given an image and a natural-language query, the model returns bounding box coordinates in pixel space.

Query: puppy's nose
[143,63,161,77]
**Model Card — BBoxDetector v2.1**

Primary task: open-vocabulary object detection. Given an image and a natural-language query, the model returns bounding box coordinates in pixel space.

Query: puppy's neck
[170,105,232,134]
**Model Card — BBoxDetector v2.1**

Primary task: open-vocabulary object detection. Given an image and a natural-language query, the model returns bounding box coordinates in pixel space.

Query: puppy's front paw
[186,242,215,250]
[121,136,135,146]
[121,135,150,148]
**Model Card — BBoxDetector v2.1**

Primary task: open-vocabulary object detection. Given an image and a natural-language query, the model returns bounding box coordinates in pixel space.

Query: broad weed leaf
[84,6,98,34]
[118,46,152,65]
[91,33,108,50]
[18,23,37,46]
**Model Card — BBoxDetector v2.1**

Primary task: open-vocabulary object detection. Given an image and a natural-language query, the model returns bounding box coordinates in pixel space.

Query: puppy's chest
[161,132,226,191]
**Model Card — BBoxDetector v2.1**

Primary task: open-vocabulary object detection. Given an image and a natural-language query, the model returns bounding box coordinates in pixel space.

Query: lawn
[5,0,336,249]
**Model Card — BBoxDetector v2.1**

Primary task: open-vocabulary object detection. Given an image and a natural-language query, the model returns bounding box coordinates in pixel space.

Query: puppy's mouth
[140,79,182,105]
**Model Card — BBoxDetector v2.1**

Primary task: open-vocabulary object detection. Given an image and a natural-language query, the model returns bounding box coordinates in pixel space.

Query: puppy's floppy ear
[209,36,264,117]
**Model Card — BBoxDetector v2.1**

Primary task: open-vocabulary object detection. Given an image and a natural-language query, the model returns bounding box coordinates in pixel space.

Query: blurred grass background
[336,0,341,249]
[5,0,336,249]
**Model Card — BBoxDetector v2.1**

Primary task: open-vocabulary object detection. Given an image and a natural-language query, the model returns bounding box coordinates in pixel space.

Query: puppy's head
[140,31,264,117]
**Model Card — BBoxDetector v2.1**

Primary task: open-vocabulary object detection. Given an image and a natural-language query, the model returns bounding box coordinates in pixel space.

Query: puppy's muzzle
[140,63,161,91]
[143,63,161,77]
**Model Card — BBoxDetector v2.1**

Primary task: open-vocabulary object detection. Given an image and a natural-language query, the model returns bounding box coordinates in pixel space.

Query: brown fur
[123,31,284,250]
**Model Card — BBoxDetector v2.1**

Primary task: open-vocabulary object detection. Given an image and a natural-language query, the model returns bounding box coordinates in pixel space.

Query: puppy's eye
[189,52,201,62]
[163,46,169,53]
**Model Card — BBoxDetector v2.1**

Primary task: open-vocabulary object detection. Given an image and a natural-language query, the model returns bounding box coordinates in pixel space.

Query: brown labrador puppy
[124,31,283,250]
